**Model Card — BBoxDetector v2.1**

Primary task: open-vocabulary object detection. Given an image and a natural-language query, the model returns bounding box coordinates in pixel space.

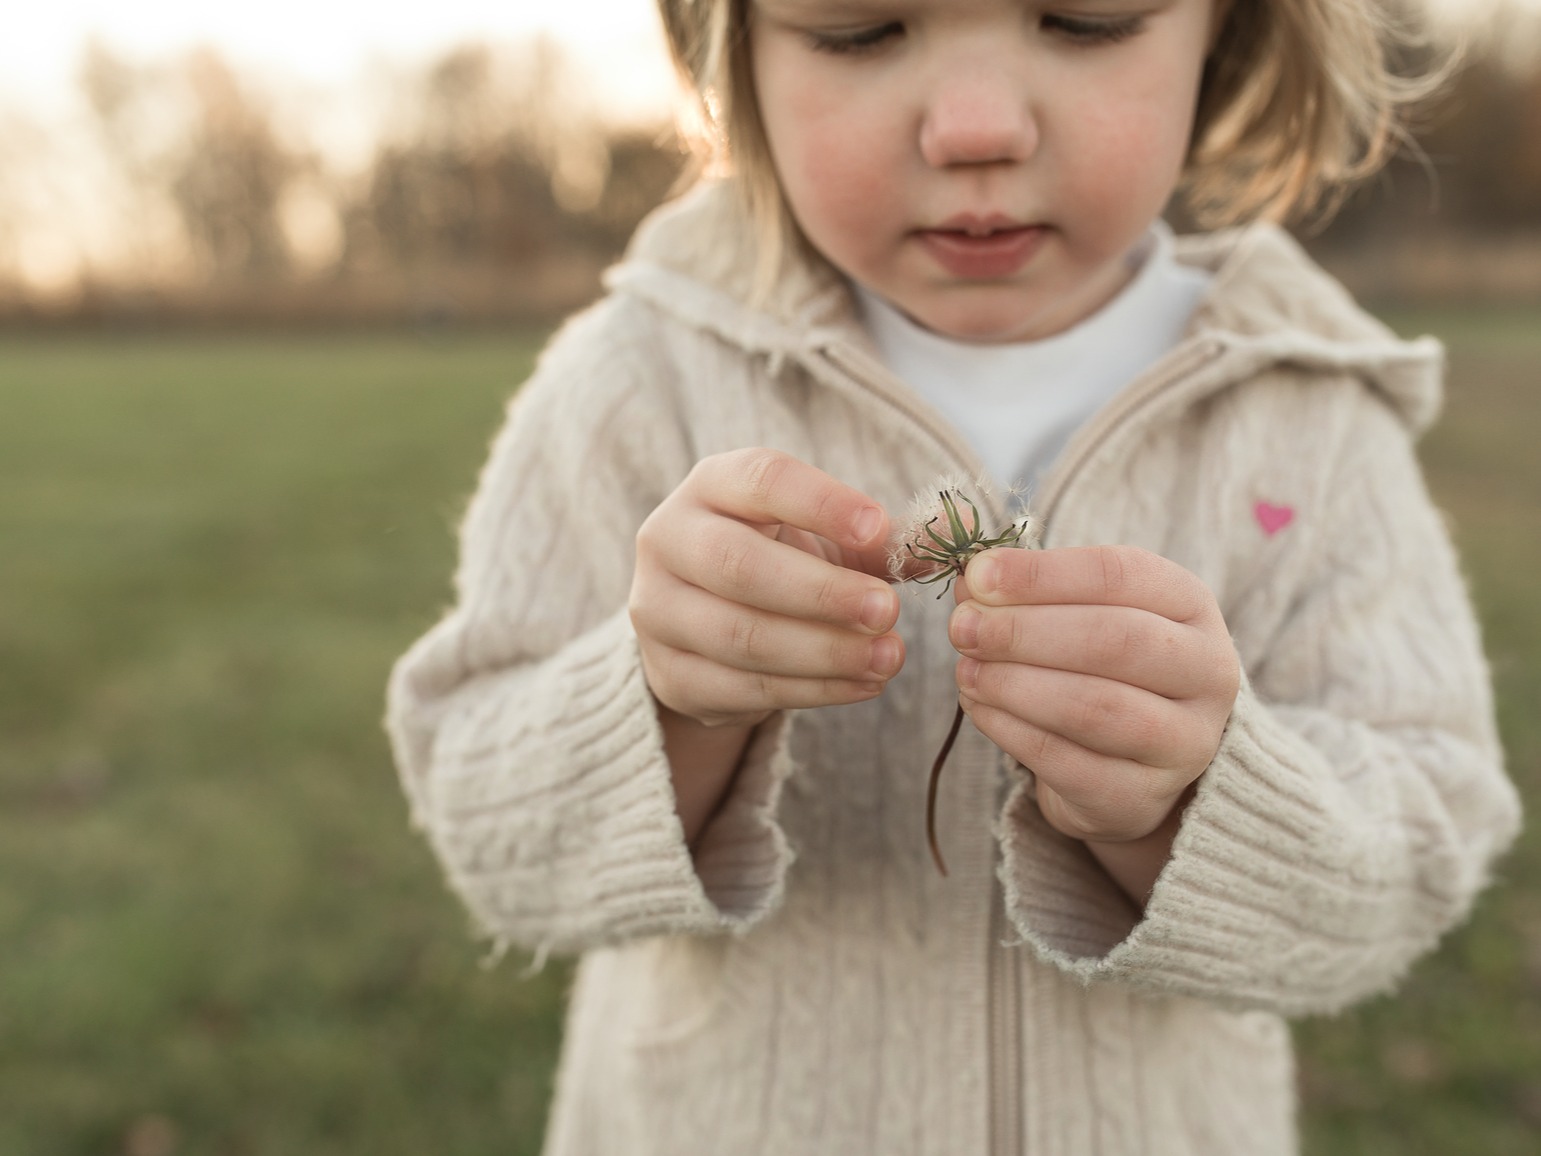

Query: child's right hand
[630,448,904,731]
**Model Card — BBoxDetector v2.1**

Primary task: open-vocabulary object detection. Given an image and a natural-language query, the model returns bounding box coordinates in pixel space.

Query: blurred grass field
[0,314,1536,1155]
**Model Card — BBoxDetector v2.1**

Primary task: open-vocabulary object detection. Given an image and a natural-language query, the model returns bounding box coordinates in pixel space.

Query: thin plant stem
[895,485,1038,878]
[927,701,966,877]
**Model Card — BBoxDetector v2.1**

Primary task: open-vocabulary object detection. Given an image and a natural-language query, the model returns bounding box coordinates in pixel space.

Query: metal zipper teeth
[985,337,1226,1156]
[988,892,1023,1155]
[819,340,1022,1156]
[819,343,995,493]
[817,334,1226,1156]
[1031,339,1227,529]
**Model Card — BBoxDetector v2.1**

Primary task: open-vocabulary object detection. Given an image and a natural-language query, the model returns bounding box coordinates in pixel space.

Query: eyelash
[804,14,1147,56]
[805,23,904,56]
[1042,14,1147,44]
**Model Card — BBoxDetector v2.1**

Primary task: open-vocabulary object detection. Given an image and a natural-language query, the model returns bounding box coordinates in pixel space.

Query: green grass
[0,333,570,1156]
[1292,309,1541,1155]
[0,314,1537,1154]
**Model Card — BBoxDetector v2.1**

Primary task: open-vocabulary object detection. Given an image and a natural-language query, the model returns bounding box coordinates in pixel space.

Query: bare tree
[168,50,303,280]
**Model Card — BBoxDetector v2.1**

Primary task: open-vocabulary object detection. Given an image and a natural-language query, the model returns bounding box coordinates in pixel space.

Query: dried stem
[893,486,1039,878]
[926,701,966,877]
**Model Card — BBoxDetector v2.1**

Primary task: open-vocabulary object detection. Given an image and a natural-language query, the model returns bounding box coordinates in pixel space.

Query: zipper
[817,334,1228,1156]
[820,342,991,487]
[822,342,1028,1156]
[1031,339,1227,530]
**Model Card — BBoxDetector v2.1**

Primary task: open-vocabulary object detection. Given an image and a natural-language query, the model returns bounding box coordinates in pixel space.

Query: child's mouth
[917,223,1047,280]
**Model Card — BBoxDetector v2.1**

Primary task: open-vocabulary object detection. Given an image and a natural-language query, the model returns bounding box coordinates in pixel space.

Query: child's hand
[949,545,1240,845]
[630,449,903,730]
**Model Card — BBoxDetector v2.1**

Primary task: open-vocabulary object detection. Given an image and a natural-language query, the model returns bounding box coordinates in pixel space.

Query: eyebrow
[754,0,917,19]
[756,0,1153,18]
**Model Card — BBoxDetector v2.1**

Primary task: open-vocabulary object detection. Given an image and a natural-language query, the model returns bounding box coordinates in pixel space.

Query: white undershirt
[855,223,1212,490]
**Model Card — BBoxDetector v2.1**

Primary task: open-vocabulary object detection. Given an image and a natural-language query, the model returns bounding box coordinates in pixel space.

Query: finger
[949,601,1236,700]
[774,523,898,583]
[963,545,1220,625]
[959,698,1175,841]
[634,574,905,681]
[646,507,900,633]
[690,448,890,552]
[957,660,1217,771]
[644,642,887,726]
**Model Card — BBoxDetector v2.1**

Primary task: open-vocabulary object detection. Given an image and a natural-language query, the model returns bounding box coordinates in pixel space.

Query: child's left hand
[949,545,1240,847]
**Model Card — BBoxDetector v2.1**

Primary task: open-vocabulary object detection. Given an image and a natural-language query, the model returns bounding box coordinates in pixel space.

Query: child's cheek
[783,136,903,270]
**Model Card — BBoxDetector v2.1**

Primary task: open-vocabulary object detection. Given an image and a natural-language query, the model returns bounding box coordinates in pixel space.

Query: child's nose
[918,67,1038,168]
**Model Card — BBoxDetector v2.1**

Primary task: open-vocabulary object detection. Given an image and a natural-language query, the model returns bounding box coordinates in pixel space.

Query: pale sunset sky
[2,1,676,121]
[2,0,1527,119]
[0,0,1531,288]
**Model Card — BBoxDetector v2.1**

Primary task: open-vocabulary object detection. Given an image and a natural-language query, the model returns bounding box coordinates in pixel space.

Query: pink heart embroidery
[1254,501,1295,537]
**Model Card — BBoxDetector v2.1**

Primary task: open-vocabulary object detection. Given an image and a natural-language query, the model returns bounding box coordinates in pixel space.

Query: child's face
[751,0,1225,343]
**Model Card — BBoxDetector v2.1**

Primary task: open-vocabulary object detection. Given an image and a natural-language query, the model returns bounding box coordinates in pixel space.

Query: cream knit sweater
[386,183,1521,1156]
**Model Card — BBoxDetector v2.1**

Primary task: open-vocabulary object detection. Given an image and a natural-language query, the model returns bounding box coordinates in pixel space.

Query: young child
[387,0,1522,1151]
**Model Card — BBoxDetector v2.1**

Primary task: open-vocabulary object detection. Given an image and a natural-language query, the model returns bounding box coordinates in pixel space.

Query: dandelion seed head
[886,475,1041,598]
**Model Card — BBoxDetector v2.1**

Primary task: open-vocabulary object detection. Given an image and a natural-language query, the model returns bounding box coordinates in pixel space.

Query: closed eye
[1041,14,1146,45]
[805,21,905,56]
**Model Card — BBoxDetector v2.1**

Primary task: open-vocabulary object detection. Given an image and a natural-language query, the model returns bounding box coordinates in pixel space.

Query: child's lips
[916,223,1048,280]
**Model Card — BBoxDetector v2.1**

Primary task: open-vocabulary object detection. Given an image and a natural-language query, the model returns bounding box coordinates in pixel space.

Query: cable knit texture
[385,182,1521,1156]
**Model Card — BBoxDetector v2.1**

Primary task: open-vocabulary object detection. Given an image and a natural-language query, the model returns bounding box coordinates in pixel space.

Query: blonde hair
[655,0,1442,284]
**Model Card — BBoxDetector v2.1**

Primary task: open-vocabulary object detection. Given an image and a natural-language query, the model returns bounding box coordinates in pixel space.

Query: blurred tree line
[0,37,686,325]
[1307,2,1541,298]
[1,6,1539,325]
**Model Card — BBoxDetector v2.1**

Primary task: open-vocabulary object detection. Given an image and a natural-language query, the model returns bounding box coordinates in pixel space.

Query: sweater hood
[605,181,1444,435]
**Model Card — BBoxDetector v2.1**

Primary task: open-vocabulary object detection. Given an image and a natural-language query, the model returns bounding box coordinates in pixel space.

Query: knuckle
[1014,550,1047,598]
[1096,545,1133,597]
[965,610,995,654]
[626,586,652,633]
[684,453,726,494]
[1039,791,1104,842]
[807,482,848,537]
[1072,683,1153,752]
[750,670,776,708]
[1175,704,1227,766]
[1022,722,1060,770]
[1090,615,1139,668]
[1070,684,1118,736]
[1121,702,1168,757]
[728,612,767,664]
[838,635,887,678]
[756,670,801,711]
[993,610,1030,658]
[1209,644,1242,699]
[827,633,860,678]
[707,534,756,594]
[1059,813,1106,842]
[634,505,670,559]
[645,647,689,707]
[811,570,848,621]
[739,447,792,506]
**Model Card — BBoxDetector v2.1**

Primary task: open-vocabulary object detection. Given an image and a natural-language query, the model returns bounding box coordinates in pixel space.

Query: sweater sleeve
[385,304,796,958]
[999,393,1523,1015]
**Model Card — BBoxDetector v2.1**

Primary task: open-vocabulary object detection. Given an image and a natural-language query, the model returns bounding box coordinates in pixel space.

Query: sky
[2,1,679,121]
[0,0,1531,289]
[4,0,1526,117]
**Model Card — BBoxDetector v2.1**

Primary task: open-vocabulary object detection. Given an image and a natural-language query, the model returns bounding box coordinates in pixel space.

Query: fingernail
[861,588,895,633]
[852,506,884,545]
[957,656,980,691]
[870,635,903,678]
[950,605,979,651]
[968,554,998,594]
